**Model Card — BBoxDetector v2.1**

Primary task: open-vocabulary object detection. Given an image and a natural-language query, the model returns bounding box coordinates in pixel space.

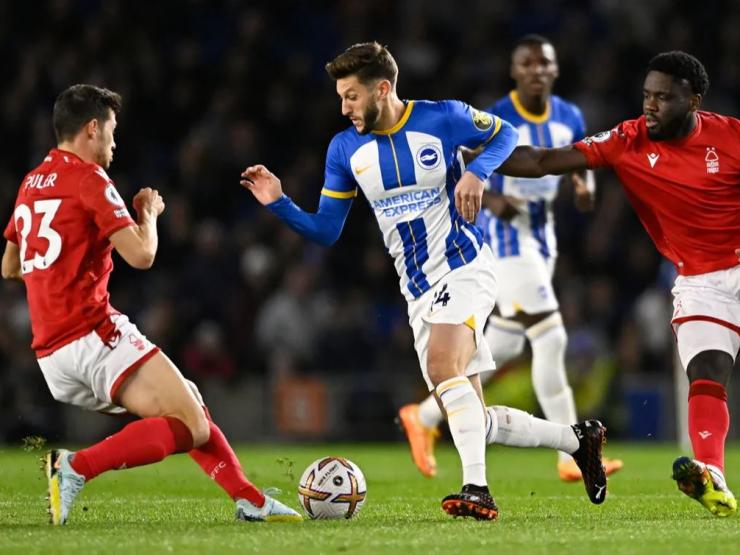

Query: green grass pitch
[1,443,739,555]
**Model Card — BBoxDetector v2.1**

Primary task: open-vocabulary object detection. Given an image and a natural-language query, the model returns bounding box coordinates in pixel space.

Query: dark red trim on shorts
[672,315,740,336]
[109,346,161,403]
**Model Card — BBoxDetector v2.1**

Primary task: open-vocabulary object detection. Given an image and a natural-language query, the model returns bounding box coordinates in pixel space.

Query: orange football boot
[397,404,440,478]
[558,456,624,482]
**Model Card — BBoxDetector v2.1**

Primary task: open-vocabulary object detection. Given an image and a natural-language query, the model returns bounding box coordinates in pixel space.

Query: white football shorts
[671,264,740,369]
[37,313,160,414]
[490,251,558,318]
[408,245,498,390]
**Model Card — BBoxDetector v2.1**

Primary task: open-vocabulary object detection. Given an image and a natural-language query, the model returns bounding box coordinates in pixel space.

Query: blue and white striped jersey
[323,100,510,301]
[477,91,585,260]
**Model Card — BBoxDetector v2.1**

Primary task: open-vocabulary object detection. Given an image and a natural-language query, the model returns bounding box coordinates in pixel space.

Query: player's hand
[133,188,165,218]
[735,248,740,263]
[455,171,484,223]
[572,172,595,212]
[240,164,283,205]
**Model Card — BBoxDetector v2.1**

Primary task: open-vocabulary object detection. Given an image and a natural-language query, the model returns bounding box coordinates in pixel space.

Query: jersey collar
[510,90,550,124]
[52,148,86,163]
[372,101,415,135]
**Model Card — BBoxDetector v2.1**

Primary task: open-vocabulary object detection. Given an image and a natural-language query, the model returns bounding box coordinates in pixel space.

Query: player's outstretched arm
[240,165,284,205]
[498,145,588,178]
[110,187,165,269]
[1,241,22,280]
[240,164,353,247]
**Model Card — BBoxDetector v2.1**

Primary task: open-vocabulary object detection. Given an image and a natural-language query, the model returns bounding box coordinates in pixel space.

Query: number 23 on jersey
[14,199,63,274]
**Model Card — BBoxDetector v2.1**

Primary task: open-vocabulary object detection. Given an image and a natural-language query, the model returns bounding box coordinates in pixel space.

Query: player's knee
[686,350,733,387]
[426,350,465,385]
[187,412,211,448]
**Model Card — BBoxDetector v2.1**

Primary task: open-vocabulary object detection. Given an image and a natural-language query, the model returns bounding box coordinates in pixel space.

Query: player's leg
[41,316,299,524]
[409,251,500,520]
[427,322,487,485]
[427,321,498,520]
[671,319,738,517]
[507,249,622,481]
[407,314,525,429]
[483,404,608,504]
[42,345,201,525]
[398,315,525,478]
[66,351,207,483]
[517,309,622,480]
[185,404,299,522]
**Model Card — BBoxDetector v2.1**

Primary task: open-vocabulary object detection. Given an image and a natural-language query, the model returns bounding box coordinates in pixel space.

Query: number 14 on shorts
[431,283,451,310]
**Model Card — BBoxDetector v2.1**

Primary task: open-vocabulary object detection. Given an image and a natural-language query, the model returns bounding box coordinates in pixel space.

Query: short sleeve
[444,100,502,149]
[322,135,358,200]
[3,215,17,243]
[78,167,135,237]
[573,126,627,169]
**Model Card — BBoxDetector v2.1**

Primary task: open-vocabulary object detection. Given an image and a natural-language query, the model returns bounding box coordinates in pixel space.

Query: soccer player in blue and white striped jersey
[241,42,609,518]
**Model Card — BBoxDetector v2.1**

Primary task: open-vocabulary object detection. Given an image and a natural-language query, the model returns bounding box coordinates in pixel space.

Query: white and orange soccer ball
[297,456,367,519]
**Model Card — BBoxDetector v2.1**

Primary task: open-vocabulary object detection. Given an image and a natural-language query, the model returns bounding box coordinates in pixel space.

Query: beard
[357,102,381,135]
[646,112,693,141]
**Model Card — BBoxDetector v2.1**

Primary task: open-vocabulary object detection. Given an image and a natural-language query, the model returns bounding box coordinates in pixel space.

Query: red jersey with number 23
[3,149,135,356]
[574,111,740,275]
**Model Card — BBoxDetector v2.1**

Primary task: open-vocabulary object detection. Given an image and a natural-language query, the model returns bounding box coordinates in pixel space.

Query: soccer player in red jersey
[495,51,739,517]
[1,84,301,525]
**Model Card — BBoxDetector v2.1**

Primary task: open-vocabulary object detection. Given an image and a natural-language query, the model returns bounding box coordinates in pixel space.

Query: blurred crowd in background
[1,0,738,443]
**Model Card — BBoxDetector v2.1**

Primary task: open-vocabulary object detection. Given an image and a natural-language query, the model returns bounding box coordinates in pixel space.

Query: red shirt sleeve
[573,123,631,169]
[3,214,17,243]
[78,167,136,237]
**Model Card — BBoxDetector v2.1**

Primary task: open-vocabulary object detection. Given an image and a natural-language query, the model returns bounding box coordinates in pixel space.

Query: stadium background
[0,0,737,444]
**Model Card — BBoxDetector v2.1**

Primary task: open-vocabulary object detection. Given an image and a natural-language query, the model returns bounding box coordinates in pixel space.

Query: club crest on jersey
[583,130,612,145]
[105,183,125,207]
[416,144,442,170]
[471,109,494,131]
[705,147,719,174]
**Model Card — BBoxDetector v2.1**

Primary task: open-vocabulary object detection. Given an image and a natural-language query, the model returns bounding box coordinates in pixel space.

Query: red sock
[688,379,729,472]
[189,417,264,507]
[70,416,194,481]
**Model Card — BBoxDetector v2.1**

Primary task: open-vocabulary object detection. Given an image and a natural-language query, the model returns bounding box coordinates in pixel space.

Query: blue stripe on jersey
[540,121,553,148]
[389,132,417,186]
[495,219,520,257]
[376,134,416,190]
[444,176,481,271]
[528,200,549,258]
[396,218,431,297]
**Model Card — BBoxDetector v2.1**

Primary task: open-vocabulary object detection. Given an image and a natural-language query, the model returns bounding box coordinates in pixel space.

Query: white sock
[436,377,487,487]
[418,394,444,428]
[485,405,579,454]
[526,312,577,462]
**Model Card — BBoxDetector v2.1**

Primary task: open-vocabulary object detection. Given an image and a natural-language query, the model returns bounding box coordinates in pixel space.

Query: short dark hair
[646,51,709,96]
[325,42,398,86]
[513,33,552,50]
[52,84,122,142]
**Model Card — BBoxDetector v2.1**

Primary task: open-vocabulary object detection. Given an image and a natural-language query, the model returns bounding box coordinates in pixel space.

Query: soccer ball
[297,456,367,519]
